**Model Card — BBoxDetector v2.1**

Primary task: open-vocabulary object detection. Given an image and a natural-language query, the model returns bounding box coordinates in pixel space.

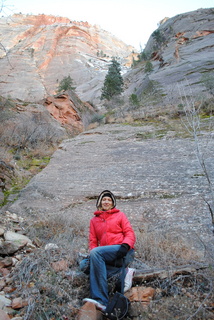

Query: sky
[2,0,214,50]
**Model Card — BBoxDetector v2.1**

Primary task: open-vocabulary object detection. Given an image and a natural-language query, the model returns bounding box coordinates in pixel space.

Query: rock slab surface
[7,123,214,259]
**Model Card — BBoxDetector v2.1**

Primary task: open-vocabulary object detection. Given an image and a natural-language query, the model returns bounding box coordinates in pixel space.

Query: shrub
[201,72,214,96]
[152,29,166,48]
[57,76,76,93]
[89,113,105,124]
[135,225,201,267]
[144,61,153,74]
[129,93,140,107]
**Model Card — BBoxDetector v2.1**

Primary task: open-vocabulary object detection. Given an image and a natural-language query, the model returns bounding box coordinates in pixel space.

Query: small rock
[78,301,102,320]
[12,297,28,309]
[13,227,23,231]
[4,276,13,285]
[51,259,68,272]
[0,310,10,320]
[0,295,12,307]
[0,228,5,236]
[3,286,16,294]
[26,242,36,249]
[0,257,13,268]
[15,254,23,261]
[45,243,59,250]
[0,268,10,277]
[0,191,4,204]
[5,211,18,220]
[33,237,43,247]
[125,286,156,302]
[0,279,6,290]
[11,257,19,266]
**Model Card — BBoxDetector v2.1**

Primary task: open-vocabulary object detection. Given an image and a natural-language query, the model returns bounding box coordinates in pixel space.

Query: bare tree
[178,82,214,233]
[0,0,14,67]
[0,0,14,15]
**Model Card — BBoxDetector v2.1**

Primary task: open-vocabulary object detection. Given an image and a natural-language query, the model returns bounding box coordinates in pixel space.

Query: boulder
[4,231,32,245]
[0,231,32,255]
[0,242,23,256]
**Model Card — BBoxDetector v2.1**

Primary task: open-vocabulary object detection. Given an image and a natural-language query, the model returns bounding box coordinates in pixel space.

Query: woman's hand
[116,243,130,259]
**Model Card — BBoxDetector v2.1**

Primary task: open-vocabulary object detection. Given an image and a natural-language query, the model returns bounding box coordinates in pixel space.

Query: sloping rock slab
[5,123,214,258]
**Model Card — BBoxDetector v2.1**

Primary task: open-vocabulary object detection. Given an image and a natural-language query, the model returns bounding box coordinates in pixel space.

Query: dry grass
[0,97,66,206]
[11,249,89,320]
[135,227,201,268]
[10,212,90,319]
[7,211,212,320]
[130,268,214,320]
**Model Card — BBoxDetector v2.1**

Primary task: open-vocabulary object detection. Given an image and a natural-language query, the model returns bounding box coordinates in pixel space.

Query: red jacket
[89,208,136,250]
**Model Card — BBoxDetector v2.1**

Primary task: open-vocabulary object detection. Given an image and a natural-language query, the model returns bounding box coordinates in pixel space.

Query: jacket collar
[94,208,120,216]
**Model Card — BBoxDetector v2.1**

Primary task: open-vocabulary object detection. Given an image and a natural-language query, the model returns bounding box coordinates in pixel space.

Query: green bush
[90,113,105,124]
[129,93,140,106]
[152,29,166,48]
[144,61,153,73]
[57,76,76,93]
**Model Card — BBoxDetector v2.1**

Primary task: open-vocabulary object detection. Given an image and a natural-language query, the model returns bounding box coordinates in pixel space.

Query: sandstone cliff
[0,14,136,104]
[123,8,214,106]
[0,9,213,109]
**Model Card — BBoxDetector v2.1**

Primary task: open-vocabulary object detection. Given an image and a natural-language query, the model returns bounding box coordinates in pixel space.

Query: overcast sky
[2,0,214,50]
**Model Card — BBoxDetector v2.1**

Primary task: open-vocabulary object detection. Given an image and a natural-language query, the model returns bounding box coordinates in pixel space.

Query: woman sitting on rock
[80,190,136,312]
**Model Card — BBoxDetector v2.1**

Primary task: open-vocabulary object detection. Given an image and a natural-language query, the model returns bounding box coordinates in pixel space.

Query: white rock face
[0,14,135,105]
[123,8,214,105]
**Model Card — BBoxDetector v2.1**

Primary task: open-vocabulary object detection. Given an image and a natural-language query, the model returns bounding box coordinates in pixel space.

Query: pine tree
[101,58,124,101]
[57,76,76,93]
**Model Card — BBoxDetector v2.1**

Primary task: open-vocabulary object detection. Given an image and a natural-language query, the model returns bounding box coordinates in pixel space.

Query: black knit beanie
[96,190,116,209]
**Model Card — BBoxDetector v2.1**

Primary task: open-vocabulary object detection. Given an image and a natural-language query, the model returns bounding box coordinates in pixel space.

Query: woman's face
[101,196,113,211]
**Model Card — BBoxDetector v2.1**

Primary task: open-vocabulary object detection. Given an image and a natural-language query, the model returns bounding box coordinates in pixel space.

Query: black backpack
[104,259,130,319]
[104,292,129,319]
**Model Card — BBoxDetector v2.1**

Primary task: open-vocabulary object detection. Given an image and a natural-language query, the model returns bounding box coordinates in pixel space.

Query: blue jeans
[79,245,135,306]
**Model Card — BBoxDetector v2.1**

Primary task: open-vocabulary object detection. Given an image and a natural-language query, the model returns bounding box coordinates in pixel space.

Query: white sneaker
[124,268,135,292]
[83,298,106,312]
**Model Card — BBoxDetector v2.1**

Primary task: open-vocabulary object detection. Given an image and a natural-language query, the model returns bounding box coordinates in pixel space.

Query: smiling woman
[80,189,136,311]
[96,190,116,210]
[101,195,114,211]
